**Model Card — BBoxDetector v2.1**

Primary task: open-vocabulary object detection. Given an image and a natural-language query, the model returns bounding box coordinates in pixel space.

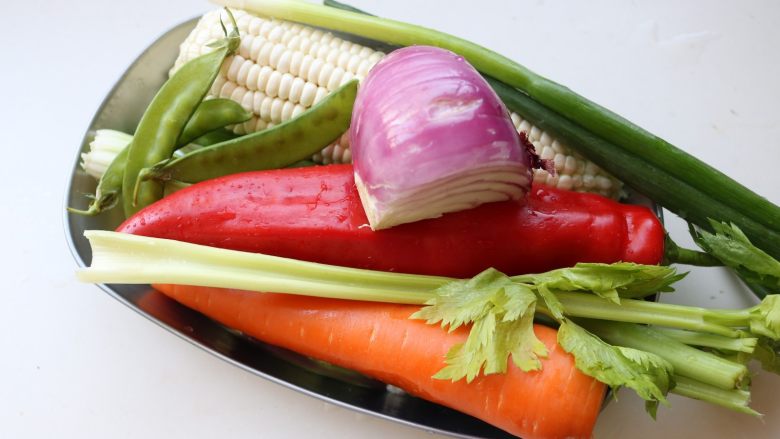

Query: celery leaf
[691,220,780,291]
[750,295,780,340]
[515,262,684,303]
[557,319,673,418]
[412,268,547,382]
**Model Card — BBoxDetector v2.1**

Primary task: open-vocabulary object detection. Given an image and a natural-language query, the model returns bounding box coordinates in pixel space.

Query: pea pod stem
[67,147,128,215]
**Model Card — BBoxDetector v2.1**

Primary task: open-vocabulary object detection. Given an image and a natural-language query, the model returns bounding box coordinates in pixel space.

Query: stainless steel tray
[64,17,662,439]
[63,17,517,439]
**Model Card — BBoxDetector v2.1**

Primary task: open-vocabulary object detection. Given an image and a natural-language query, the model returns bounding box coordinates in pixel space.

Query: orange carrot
[153,284,606,439]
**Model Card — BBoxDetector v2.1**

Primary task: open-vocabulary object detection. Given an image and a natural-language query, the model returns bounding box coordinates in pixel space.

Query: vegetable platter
[61,1,780,439]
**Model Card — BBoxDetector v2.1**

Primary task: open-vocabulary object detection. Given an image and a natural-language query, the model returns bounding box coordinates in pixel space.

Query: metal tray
[64,17,661,439]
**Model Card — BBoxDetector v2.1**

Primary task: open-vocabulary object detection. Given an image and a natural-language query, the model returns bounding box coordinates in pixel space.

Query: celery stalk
[81,231,777,340]
[652,328,758,354]
[554,293,748,337]
[582,320,748,391]
[80,230,445,304]
[672,376,760,416]
[81,231,780,413]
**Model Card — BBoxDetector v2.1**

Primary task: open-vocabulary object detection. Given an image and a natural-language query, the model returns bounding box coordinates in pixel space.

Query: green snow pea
[138,79,358,185]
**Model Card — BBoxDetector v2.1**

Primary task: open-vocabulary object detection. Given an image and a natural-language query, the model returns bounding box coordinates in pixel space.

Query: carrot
[153,283,606,439]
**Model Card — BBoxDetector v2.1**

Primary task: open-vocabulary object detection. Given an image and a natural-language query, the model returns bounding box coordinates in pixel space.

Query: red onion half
[350,46,532,230]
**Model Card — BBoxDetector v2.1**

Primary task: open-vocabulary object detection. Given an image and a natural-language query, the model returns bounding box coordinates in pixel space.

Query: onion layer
[350,46,532,230]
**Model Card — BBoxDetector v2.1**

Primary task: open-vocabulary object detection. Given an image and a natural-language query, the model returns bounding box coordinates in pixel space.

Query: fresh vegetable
[69,4,780,434]
[580,320,747,391]
[215,0,780,261]
[175,8,623,198]
[78,230,780,415]
[121,10,240,217]
[136,80,358,185]
[190,127,239,146]
[173,9,381,135]
[175,98,252,146]
[350,45,532,229]
[80,130,133,179]
[69,98,251,216]
[153,284,607,439]
[116,165,664,277]
[690,220,780,293]
[650,327,758,354]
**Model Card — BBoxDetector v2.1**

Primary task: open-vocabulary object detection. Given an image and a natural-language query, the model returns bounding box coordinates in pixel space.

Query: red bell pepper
[117,164,664,277]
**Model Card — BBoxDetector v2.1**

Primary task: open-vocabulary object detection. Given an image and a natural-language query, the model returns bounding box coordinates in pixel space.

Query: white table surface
[3,0,779,437]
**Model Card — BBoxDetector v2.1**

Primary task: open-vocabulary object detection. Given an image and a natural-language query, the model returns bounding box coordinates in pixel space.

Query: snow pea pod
[68,98,249,216]
[191,128,239,146]
[122,17,240,217]
[139,79,358,185]
[178,98,250,145]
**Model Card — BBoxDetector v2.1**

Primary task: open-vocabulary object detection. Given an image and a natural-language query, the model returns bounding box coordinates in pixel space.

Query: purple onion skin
[350,46,532,228]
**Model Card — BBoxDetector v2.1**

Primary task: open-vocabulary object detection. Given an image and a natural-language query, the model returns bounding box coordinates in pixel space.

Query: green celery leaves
[558,320,674,418]
[413,264,684,385]
[411,268,547,382]
[691,220,780,292]
[513,263,684,303]
[749,295,780,339]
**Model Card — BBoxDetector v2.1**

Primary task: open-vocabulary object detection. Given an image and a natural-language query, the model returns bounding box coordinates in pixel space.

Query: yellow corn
[172,9,623,199]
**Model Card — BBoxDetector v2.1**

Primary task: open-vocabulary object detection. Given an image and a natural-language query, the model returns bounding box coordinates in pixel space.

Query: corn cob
[172,9,623,198]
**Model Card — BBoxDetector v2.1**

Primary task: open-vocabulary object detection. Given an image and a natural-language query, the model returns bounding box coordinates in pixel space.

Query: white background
[2,0,780,438]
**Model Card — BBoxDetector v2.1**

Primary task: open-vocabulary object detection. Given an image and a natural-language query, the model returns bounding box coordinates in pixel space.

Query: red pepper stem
[663,235,723,267]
